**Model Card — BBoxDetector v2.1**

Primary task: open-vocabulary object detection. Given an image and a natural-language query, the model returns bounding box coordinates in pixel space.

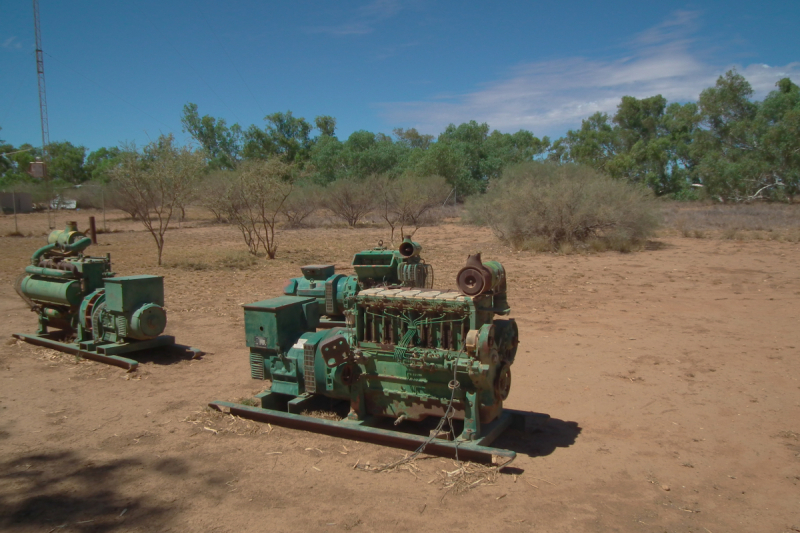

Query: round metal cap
[457,267,488,296]
[131,304,167,339]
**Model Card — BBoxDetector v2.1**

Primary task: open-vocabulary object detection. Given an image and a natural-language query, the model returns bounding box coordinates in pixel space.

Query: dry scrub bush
[374,173,450,242]
[326,178,375,227]
[104,181,140,220]
[225,159,296,258]
[467,162,658,253]
[70,181,106,209]
[109,137,205,265]
[196,170,235,223]
[280,180,323,227]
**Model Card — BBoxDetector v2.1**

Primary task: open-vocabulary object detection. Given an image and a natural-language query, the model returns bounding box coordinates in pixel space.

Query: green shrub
[466,162,658,252]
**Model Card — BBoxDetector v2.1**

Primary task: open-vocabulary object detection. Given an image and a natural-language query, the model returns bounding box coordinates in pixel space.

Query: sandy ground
[0,209,798,533]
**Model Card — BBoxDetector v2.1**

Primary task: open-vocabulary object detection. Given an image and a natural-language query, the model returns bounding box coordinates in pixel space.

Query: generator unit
[212,239,527,462]
[13,221,193,370]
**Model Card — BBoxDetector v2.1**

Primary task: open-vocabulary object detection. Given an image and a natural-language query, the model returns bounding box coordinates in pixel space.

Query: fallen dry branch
[439,461,500,496]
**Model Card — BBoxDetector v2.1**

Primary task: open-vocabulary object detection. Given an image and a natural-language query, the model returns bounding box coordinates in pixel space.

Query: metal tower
[33,0,50,159]
[33,0,53,227]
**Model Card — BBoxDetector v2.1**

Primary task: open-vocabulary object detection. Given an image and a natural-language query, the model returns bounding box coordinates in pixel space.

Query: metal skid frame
[210,391,547,464]
[13,332,201,371]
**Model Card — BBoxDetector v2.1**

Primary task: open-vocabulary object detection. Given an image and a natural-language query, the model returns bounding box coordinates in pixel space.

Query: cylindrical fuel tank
[19,276,82,306]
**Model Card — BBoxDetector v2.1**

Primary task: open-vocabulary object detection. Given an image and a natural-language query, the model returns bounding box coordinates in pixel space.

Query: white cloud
[2,36,23,49]
[631,9,700,47]
[307,0,403,36]
[736,62,800,94]
[377,12,800,137]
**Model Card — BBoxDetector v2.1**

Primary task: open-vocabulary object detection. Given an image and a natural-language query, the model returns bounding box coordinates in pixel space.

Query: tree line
[1,69,797,203]
[550,71,800,202]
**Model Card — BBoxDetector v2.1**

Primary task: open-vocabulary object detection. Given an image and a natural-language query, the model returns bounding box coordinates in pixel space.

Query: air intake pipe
[398,237,421,258]
[456,253,506,296]
[31,222,93,265]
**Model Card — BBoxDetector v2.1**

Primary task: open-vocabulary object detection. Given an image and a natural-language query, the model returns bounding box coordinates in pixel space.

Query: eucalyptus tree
[181,103,243,170]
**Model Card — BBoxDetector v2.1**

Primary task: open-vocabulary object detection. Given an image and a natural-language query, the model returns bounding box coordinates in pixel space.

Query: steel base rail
[209,400,540,464]
[13,333,202,371]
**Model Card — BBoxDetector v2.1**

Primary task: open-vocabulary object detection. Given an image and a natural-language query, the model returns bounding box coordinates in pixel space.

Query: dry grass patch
[662,202,800,240]
[39,349,89,367]
[163,258,211,271]
[183,405,270,436]
[163,250,259,271]
[439,461,500,495]
[300,410,343,421]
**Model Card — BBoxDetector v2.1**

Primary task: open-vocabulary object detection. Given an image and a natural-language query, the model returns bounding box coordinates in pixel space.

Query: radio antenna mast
[33,0,54,227]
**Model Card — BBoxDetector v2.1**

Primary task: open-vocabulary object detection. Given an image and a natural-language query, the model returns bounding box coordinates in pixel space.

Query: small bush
[374,173,450,242]
[225,159,296,258]
[326,178,375,227]
[722,227,739,240]
[70,181,107,209]
[216,251,258,270]
[196,171,235,223]
[783,228,800,243]
[280,180,323,227]
[466,162,658,252]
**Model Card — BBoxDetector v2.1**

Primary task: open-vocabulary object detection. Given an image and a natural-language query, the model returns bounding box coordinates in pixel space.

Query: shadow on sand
[128,343,204,367]
[496,414,582,459]
[0,450,179,532]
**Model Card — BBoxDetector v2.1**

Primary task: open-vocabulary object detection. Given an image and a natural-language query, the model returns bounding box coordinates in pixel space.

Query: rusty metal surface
[209,400,518,464]
[319,334,350,367]
[239,240,520,450]
[13,332,139,370]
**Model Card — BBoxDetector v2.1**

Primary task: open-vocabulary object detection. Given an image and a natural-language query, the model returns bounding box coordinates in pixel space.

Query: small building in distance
[0,192,33,214]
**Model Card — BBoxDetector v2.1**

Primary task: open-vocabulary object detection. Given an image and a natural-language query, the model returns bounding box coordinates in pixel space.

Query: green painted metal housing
[244,296,319,354]
[14,222,176,369]
[105,275,164,312]
[240,240,519,447]
[95,275,168,342]
[19,276,82,307]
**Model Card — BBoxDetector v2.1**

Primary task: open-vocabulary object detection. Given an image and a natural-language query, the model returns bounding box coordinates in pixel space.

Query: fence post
[12,191,19,234]
[89,216,97,244]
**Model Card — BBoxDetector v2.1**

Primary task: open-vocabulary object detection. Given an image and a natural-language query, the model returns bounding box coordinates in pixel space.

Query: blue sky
[1,1,798,152]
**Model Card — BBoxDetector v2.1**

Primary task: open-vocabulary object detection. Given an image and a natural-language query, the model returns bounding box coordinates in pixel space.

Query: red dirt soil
[1,209,799,532]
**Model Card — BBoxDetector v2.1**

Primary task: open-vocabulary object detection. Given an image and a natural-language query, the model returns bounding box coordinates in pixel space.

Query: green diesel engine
[215,239,523,459]
[14,221,184,370]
